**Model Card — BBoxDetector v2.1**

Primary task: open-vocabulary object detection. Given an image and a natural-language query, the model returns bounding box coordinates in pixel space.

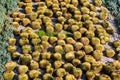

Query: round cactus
[55,45,64,53]
[5,61,17,71]
[3,71,15,80]
[57,40,66,46]
[19,54,32,65]
[92,17,99,24]
[105,49,115,58]
[80,37,90,45]
[53,53,62,60]
[65,52,75,61]
[113,60,120,70]
[99,12,108,20]
[81,62,91,71]
[22,18,31,26]
[91,62,103,73]
[58,33,66,40]
[75,50,86,59]
[103,64,115,74]
[93,50,103,60]
[74,42,83,50]
[46,67,54,74]
[39,60,50,69]
[82,14,90,21]
[32,21,41,30]
[31,38,41,46]
[81,7,90,14]
[42,52,51,60]
[89,11,96,17]
[101,7,108,13]
[91,37,100,45]
[19,38,29,46]
[86,70,96,80]
[54,61,64,69]
[79,27,87,34]
[32,51,40,61]
[12,52,20,59]
[73,31,82,40]
[84,45,94,54]
[18,74,29,80]
[65,74,76,80]
[72,59,81,66]
[113,40,120,48]
[94,0,102,6]
[71,25,79,32]
[29,70,41,79]
[22,45,31,54]
[99,74,111,80]
[7,45,17,53]
[12,22,20,29]
[73,68,82,78]
[66,37,75,44]
[30,12,38,21]
[85,31,95,39]
[30,60,39,70]
[55,23,63,32]
[19,13,25,19]
[64,44,74,52]
[63,63,74,74]
[56,68,66,77]
[85,20,93,28]
[49,37,58,44]
[18,65,28,74]
[43,73,53,80]
[111,71,120,80]
[117,53,120,61]
[95,44,105,51]
[89,4,97,12]
[84,55,96,63]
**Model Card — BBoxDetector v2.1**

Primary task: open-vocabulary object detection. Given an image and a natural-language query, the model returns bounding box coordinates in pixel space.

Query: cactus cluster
[2,0,120,80]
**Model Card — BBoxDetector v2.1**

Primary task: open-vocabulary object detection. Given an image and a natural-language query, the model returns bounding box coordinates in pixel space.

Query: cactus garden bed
[1,0,120,80]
